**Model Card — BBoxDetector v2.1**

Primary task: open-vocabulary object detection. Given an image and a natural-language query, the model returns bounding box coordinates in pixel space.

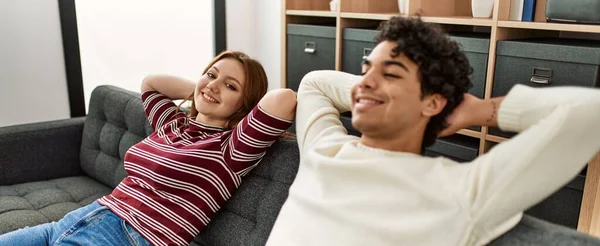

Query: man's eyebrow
[383,60,408,72]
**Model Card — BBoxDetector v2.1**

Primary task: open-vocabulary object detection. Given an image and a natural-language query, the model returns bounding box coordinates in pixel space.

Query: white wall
[75,0,215,110]
[0,0,71,127]
[226,0,282,90]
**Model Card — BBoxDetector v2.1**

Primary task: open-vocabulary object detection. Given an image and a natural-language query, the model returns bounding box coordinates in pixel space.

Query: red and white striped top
[97,91,291,246]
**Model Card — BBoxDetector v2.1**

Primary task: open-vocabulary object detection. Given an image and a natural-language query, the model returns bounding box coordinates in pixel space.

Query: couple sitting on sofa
[2,16,600,246]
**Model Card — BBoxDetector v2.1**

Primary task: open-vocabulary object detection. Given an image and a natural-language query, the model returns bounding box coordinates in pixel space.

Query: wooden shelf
[286,10,337,18]
[421,16,494,26]
[340,13,494,26]
[457,129,482,139]
[498,21,600,34]
[340,12,397,20]
[485,134,509,143]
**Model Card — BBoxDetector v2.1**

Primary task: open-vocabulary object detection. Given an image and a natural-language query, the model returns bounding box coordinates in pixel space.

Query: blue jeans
[0,201,151,246]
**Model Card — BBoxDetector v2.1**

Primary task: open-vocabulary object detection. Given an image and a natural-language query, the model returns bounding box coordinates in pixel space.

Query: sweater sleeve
[223,105,292,175]
[141,90,186,131]
[458,84,600,243]
[295,70,361,153]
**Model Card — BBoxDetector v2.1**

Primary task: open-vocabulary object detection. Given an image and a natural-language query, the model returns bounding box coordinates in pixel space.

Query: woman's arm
[141,75,196,100]
[258,88,297,121]
[223,88,296,175]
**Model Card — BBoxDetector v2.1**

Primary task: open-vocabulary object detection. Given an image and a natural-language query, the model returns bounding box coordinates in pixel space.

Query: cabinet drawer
[286,24,336,92]
[342,28,379,76]
[491,38,600,138]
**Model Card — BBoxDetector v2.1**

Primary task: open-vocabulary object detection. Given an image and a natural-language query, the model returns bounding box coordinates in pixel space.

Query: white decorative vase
[471,0,494,18]
[398,0,408,14]
[330,0,339,12]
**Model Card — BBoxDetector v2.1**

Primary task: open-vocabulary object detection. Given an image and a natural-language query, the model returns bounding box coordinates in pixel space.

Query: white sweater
[266,71,600,246]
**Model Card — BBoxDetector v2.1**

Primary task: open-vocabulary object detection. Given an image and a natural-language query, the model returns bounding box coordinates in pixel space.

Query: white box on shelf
[398,0,408,14]
[472,0,494,18]
[509,0,524,21]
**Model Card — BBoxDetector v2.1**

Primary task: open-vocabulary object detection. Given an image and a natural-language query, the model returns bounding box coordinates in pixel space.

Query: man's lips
[353,96,384,112]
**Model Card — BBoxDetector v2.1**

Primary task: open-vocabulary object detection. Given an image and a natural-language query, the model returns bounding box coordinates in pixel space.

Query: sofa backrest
[81,85,300,245]
[193,138,299,246]
[80,85,153,188]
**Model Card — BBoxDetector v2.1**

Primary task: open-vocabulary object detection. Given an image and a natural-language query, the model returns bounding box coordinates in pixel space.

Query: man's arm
[295,70,361,152]
[449,85,600,243]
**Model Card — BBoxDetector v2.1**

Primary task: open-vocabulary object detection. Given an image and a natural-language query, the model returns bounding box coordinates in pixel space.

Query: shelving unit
[282,0,600,236]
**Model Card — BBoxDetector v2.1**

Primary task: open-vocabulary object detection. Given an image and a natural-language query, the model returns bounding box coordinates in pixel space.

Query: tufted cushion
[0,176,112,234]
[192,138,300,246]
[80,85,153,188]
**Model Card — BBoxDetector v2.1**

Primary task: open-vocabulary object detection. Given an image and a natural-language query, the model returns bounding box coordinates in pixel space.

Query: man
[267,17,600,246]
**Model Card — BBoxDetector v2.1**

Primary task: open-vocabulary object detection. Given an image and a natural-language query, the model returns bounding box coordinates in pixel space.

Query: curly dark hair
[374,16,473,149]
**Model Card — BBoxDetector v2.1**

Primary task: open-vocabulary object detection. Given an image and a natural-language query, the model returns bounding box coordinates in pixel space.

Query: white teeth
[358,99,380,104]
[203,93,218,103]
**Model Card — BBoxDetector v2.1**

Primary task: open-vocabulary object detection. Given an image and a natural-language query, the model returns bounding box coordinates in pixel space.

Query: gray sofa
[1,85,599,246]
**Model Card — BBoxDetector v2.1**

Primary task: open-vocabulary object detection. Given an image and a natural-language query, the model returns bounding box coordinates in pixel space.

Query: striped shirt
[97,91,291,246]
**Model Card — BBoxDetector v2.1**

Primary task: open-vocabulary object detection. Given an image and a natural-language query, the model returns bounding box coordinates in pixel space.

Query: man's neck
[359,127,425,155]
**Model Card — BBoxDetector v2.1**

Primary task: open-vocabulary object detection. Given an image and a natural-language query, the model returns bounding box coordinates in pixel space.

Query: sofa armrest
[0,117,86,185]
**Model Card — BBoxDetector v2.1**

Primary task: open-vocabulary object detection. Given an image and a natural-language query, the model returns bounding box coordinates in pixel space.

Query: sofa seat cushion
[0,176,112,234]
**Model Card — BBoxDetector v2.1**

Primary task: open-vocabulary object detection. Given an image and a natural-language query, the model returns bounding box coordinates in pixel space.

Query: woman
[0,51,296,246]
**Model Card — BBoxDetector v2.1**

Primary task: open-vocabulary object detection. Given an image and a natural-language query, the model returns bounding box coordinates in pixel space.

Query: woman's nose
[206,80,220,93]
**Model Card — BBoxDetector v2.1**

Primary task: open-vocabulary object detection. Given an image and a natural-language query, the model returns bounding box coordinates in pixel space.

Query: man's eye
[384,73,401,79]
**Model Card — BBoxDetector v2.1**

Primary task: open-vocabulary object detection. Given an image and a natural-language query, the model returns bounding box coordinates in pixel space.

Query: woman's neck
[194,113,228,128]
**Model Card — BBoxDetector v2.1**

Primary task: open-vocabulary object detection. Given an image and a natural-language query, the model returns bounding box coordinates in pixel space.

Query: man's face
[350,41,427,138]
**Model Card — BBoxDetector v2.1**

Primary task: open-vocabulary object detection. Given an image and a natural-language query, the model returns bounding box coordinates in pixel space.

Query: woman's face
[194,58,246,126]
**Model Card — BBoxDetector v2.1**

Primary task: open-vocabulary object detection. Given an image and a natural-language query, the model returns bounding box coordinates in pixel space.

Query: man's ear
[422,94,447,117]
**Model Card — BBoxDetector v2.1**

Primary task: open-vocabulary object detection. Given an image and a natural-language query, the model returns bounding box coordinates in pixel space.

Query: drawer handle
[531,76,550,84]
[362,48,373,60]
[530,67,552,85]
[304,41,316,54]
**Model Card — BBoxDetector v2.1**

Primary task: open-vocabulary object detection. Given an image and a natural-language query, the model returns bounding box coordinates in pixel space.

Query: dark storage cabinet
[340,112,361,136]
[451,33,490,100]
[423,134,479,162]
[286,24,336,92]
[451,33,490,132]
[490,38,600,138]
[342,28,379,75]
[286,24,336,133]
[526,174,586,229]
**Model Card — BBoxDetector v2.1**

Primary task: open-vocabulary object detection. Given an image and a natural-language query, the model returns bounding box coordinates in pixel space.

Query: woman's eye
[207,72,216,78]
[226,83,237,91]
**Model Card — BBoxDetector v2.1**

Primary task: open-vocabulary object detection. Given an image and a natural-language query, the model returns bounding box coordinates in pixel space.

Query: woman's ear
[422,94,447,117]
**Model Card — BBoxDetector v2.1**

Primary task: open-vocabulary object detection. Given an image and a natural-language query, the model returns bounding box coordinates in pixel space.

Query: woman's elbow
[141,74,159,92]
[260,88,297,120]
